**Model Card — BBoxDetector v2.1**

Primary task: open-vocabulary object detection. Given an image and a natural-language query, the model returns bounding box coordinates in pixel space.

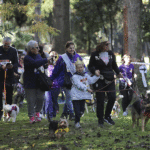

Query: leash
[4,69,7,105]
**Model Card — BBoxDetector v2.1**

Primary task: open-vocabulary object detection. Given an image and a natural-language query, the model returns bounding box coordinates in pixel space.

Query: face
[20,56,24,63]
[124,56,130,64]
[76,64,84,73]
[3,41,11,51]
[102,42,109,52]
[31,43,39,55]
[66,44,75,55]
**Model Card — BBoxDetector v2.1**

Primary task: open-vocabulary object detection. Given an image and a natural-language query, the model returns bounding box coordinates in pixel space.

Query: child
[71,58,101,128]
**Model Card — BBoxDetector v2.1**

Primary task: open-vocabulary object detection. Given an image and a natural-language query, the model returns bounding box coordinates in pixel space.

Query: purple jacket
[119,64,134,81]
[47,65,60,88]
[50,52,82,87]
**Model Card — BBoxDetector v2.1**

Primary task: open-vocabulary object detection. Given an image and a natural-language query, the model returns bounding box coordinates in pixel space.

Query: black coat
[0,46,18,84]
[88,50,120,89]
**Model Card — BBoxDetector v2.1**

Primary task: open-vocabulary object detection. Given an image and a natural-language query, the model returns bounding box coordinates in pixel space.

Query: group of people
[0,37,135,129]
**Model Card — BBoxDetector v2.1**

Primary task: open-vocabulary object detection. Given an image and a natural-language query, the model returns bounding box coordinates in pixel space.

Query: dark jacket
[23,52,48,89]
[0,46,18,84]
[88,50,120,75]
[88,50,120,89]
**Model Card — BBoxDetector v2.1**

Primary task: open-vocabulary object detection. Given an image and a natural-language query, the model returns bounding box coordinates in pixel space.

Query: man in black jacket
[0,37,18,120]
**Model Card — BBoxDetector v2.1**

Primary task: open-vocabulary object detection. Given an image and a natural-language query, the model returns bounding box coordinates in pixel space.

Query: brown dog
[131,93,150,132]
[49,118,69,139]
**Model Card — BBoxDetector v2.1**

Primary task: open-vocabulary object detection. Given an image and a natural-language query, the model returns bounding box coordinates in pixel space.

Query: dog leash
[4,69,7,105]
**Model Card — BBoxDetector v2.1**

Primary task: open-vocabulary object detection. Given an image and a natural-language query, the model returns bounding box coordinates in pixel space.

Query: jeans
[73,100,85,123]
[62,87,74,114]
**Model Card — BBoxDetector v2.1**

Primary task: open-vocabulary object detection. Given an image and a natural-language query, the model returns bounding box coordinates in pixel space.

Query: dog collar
[55,128,69,134]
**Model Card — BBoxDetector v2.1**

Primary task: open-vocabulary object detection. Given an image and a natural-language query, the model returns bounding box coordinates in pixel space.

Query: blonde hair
[75,58,84,67]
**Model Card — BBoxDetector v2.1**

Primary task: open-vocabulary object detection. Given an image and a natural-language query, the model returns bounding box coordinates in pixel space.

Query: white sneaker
[75,122,81,128]
[123,111,128,116]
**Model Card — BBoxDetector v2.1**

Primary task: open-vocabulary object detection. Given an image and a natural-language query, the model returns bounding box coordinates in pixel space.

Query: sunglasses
[4,45,10,47]
[52,56,57,59]
[33,47,39,49]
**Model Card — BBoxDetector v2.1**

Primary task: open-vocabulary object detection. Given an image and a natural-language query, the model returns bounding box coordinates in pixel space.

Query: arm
[24,55,48,68]
[88,52,96,75]
[86,74,100,84]
[72,75,88,92]
[111,52,120,75]
[50,56,64,81]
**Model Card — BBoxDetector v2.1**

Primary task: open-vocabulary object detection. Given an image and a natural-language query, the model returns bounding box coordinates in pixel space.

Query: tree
[53,0,70,54]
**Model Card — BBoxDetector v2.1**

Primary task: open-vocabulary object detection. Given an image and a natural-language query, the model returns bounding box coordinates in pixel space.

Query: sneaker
[123,111,128,116]
[104,117,115,125]
[35,112,41,122]
[75,122,81,128]
[98,119,104,128]
[69,113,75,121]
[30,116,35,124]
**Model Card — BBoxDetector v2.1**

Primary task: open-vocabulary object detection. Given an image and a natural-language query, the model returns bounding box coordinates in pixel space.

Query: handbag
[63,67,72,89]
[37,69,52,91]
[101,71,115,81]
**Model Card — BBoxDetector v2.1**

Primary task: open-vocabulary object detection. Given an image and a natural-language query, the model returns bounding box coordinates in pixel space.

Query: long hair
[96,41,108,52]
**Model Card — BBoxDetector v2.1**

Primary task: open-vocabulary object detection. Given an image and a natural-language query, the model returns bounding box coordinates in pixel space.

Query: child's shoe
[75,122,81,128]
[35,112,41,122]
[30,116,35,124]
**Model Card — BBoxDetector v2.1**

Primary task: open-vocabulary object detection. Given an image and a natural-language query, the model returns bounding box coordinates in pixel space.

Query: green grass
[1,100,150,150]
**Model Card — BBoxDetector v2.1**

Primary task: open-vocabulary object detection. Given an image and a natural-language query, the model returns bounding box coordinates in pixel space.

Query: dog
[3,104,19,122]
[111,95,123,118]
[131,92,150,132]
[49,118,69,139]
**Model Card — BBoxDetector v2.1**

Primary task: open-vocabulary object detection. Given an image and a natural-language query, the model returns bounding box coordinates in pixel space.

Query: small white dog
[3,104,19,122]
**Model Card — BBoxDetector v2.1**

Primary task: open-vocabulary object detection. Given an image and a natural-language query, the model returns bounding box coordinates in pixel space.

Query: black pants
[73,100,85,123]
[119,81,133,112]
[96,80,116,121]
[0,82,13,112]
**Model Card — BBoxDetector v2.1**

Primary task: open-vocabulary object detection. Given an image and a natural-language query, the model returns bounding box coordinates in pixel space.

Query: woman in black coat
[88,41,122,127]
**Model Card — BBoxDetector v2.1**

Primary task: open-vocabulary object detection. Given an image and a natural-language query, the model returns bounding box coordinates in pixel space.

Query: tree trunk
[125,0,146,96]
[34,0,41,43]
[53,0,70,54]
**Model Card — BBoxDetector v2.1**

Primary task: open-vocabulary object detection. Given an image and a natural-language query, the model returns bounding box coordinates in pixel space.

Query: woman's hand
[117,72,123,78]
[95,70,100,76]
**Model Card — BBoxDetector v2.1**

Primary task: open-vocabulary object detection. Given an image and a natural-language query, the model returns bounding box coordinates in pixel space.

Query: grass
[1,98,150,150]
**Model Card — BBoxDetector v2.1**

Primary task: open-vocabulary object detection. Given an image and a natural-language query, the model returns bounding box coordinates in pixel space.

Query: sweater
[71,72,100,100]
[0,46,18,84]
[23,52,48,89]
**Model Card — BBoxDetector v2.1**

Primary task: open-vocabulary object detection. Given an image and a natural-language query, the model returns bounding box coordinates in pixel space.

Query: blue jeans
[73,100,85,123]
[43,88,60,118]
[62,87,74,114]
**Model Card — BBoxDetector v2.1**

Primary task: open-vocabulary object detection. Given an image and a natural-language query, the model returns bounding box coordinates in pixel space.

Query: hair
[65,41,74,49]
[50,51,58,57]
[122,54,131,64]
[27,40,38,52]
[3,37,12,43]
[39,45,43,54]
[96,41,108,52]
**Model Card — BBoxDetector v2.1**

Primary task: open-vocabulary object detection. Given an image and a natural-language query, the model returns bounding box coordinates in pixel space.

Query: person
[43,50,60,121]
[13,54,25,108]
[23,40,52,124]
[50,41,83,120]
[71,58,101,128]
[119,54,134,116]
[88,41,122,127]
[0,37,18,121]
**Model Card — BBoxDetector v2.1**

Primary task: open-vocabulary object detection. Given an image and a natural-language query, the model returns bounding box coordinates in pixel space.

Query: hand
[1,65,6,70]
[95,70,100,76]
[87,89,93,93]
[117,72,123,78]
